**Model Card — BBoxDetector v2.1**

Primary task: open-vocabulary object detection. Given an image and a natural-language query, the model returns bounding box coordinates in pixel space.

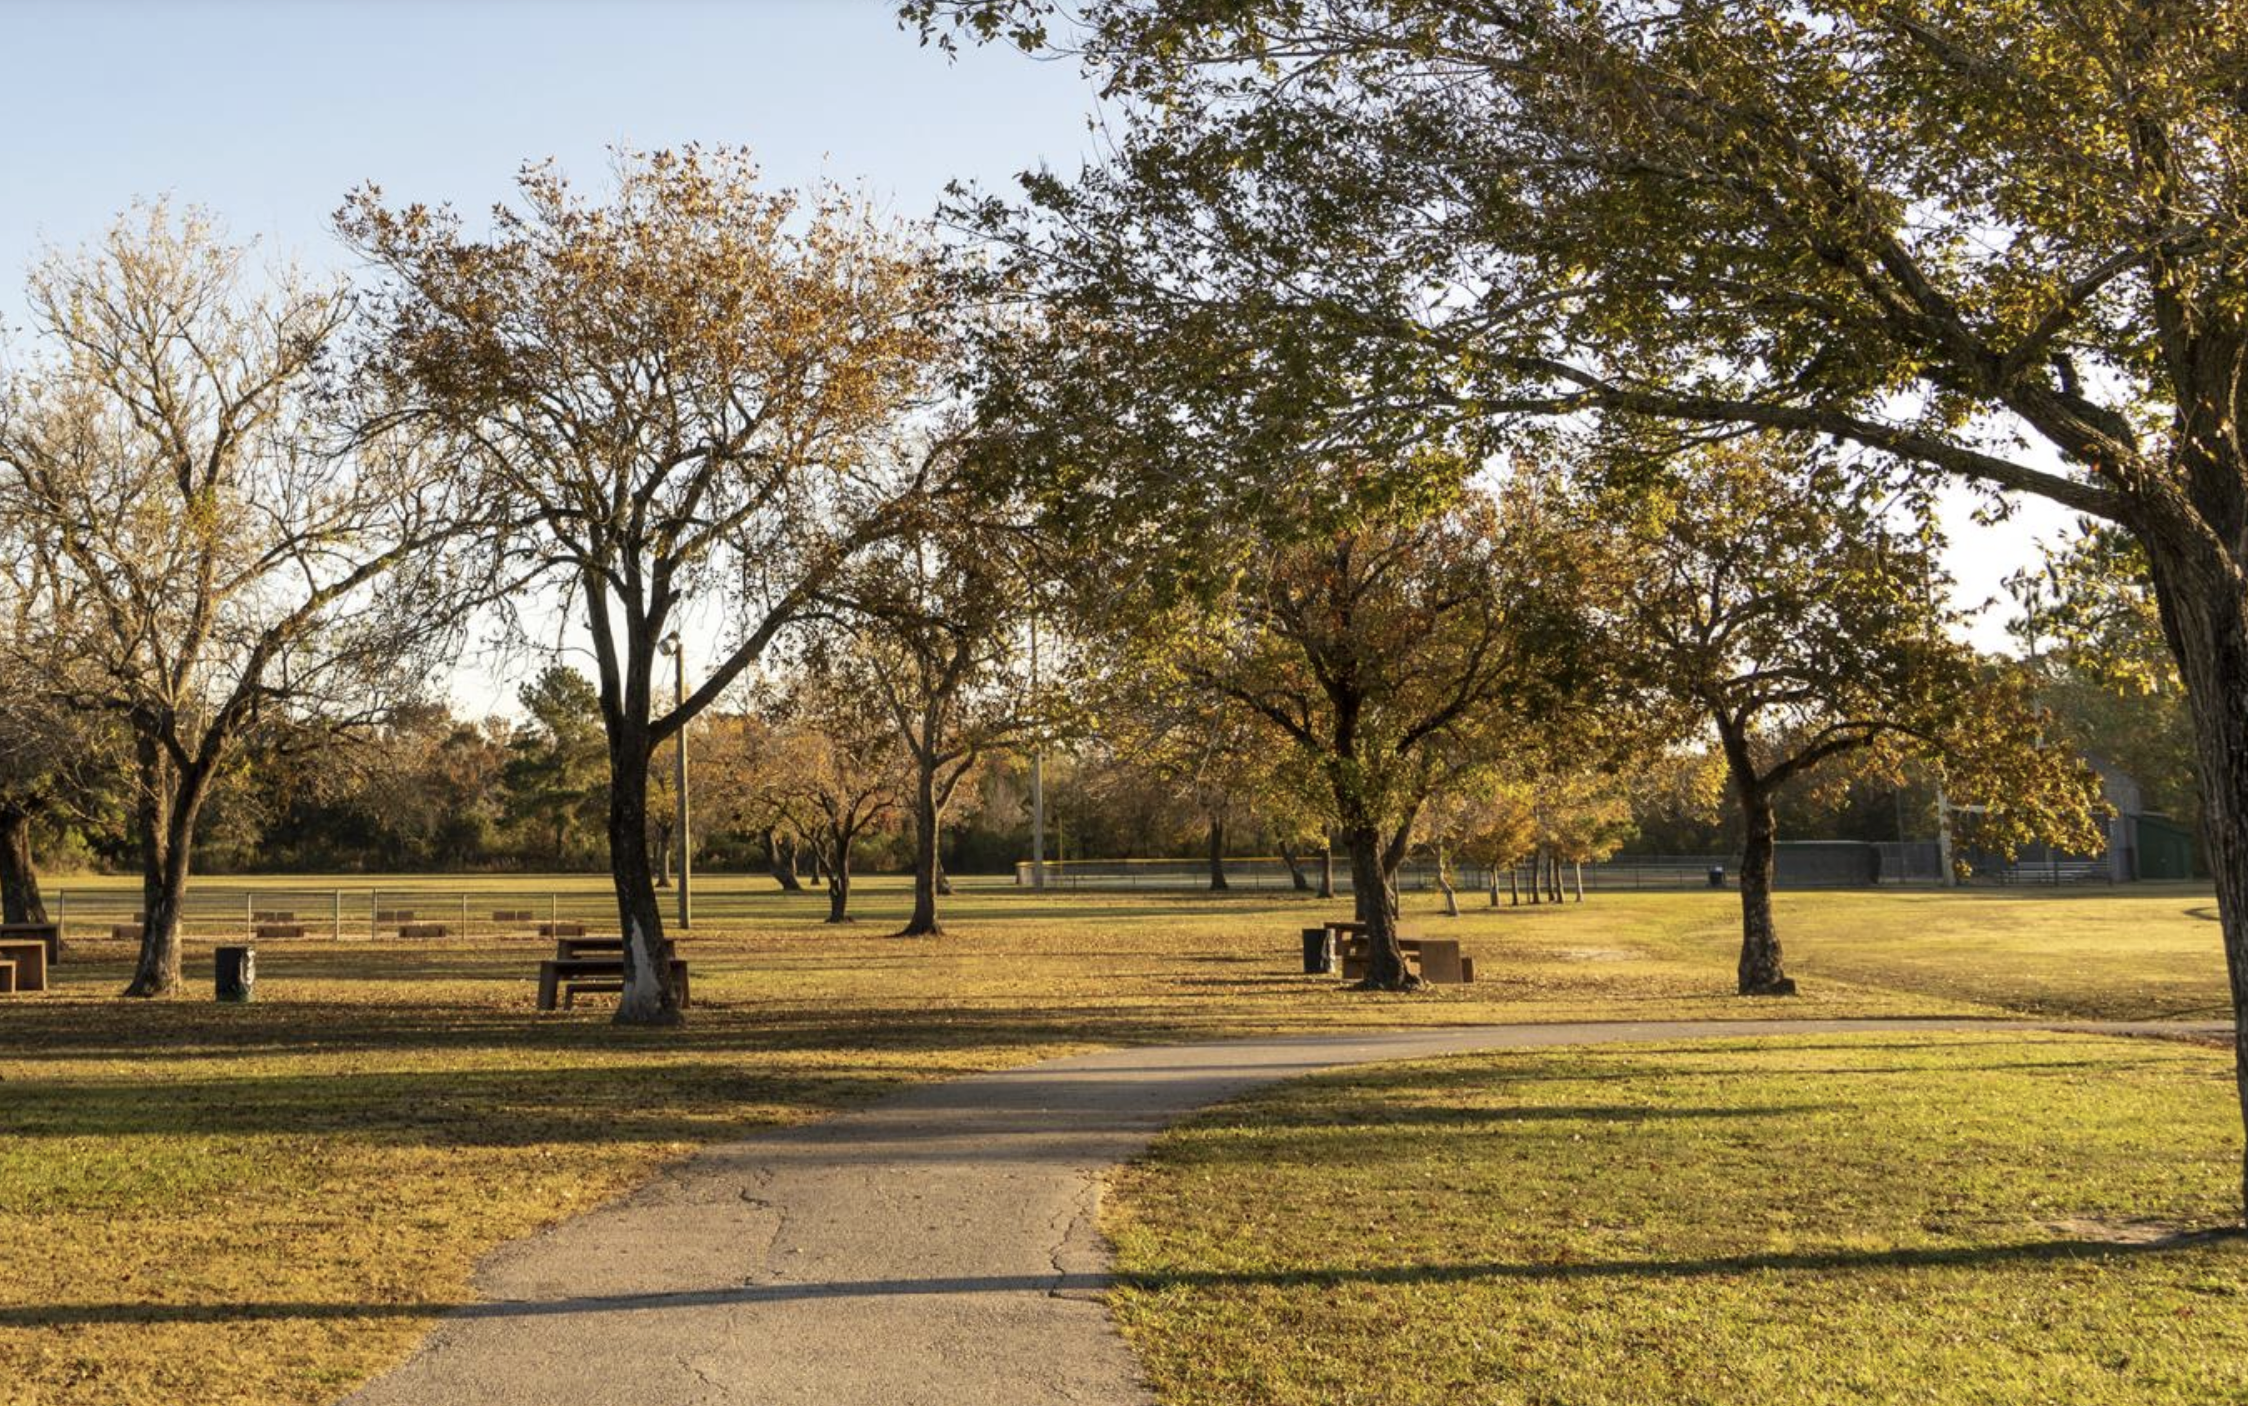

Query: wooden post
[333,890,342,942]
[461,892,469,939]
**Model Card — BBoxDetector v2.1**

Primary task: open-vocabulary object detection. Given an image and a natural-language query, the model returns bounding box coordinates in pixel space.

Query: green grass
[0,875,2236,1405]
[1106,1032,2248,1406]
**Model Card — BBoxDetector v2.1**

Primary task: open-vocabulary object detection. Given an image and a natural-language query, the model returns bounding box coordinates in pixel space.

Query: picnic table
[1305,918,1475,984]
[537,935,691,1011]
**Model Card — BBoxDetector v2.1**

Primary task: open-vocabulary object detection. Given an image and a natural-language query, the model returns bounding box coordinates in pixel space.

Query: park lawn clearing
[0,876,2233,1404]
[1105,1030,2248,1406]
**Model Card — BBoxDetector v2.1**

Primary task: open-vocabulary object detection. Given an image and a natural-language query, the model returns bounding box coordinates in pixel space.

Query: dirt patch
[1553,947,1641,963]
[2041,1216,2226,1246]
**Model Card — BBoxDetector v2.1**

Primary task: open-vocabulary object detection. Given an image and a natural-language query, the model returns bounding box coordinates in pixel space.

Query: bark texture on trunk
[825,837,854,924]
[1207,815,1229,891]
[1733,781,1795,996]
[123,740,202,998]
[1345,823,1417,990]
[902,766,943,936]
[0,805,49,925]
[1280,843,1312,892]
[607,727,682,1025]
[2148,538,2248,1218]
[765,830,803,892]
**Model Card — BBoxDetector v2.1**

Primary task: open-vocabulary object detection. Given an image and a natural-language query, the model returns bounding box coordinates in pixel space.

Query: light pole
[659,634,692,929]
[1029,614,1046,890]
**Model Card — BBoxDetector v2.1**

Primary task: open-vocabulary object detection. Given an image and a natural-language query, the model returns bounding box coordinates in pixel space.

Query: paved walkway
[342,1018,2227,1406]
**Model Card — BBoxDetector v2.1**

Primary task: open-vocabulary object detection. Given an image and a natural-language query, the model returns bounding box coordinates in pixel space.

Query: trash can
[1301,926,1335,975]
[1707,866,1726,889]
[215,945,256,1003]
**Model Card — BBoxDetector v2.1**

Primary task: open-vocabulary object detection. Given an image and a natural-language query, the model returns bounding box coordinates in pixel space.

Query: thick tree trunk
[826,833,854,924]
[1344,823,1416,990]
[1574,861,1585,902]
[765,829,803,892]
[1734,780,1795,996]
[0,805,50,925]
[1548,852,1564,903]
[1527,851,1543,904]
[1509,864,1520,906]
[1317,841,1336,899]
[2148,540,2248,1220]
[1437,842,1459,917]
[654,818,673,888]
[1279,843,1312,892]
[1207,815,1229,891]
[124,742,202,998]
[902,764,943,936]
[606,727,681,1025]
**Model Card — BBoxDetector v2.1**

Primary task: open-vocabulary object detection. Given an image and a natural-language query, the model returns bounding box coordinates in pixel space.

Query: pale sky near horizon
[0,0,2068,714]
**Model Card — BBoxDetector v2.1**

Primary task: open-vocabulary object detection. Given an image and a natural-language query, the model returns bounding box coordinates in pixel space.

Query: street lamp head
[658,634,680,656]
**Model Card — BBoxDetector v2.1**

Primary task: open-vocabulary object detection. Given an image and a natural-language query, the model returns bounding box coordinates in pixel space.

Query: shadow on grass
[8,1228,2241,1329]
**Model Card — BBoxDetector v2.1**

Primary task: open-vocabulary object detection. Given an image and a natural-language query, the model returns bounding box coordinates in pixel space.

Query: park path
[341,1017,2224,1406]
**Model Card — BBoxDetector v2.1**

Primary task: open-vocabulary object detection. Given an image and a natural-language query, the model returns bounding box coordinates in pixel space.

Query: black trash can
[1707,866,1726,889]
[215,945,256,1003]
[1301,926,1335,975]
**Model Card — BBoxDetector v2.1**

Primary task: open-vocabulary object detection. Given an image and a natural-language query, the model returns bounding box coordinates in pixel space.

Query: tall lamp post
[1029,614,1046,890]
[659,634,692,929]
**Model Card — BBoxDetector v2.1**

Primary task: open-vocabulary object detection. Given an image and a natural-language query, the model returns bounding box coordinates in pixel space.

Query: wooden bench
[253,910,295,923]
[397,922,450,939]
[254,923,307,939]
[538,921,588,939]
[0,938,46,993]
[537,956,691,1011]
[0,922,60,964]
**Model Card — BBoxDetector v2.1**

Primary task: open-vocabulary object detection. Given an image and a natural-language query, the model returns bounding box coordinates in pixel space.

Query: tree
[1588,437,2105,993]
[829,516,1044,936]
[501,666,608,868]
[0,670,112,923]
[911,0,2248,1213]
[1124,487,1586,988]
[0,204,481,994]
[344,148,958,1022]
[752,665,907,924]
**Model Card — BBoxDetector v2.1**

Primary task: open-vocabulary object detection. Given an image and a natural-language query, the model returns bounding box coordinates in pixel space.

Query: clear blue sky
[0,0,1099,304]
[0,0,2057,688]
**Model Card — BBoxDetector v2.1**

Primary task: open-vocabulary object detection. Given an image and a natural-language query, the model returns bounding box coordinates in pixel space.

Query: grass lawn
[1106,1032,2248,1406]
[0,875,2236,1404]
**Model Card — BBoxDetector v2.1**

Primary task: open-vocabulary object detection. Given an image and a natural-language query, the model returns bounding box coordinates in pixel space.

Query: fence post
[245,892,253,940]
[550,892,558,932]
[333,890,342,942]
[370,889,379,941]
[461,892,469,940]
[55,890,66,942]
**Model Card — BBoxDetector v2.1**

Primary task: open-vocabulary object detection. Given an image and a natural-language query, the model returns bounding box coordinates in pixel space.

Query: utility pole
[662,634,692,929]
[1030,614,1046,890]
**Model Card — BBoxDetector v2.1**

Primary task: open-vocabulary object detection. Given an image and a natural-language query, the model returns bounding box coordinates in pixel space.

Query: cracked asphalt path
[341,1017,2225,1406]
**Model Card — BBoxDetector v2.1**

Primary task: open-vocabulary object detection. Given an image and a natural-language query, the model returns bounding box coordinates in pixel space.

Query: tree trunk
[654,817,673,889]
[2147,539,2248,1220]
[1527,851,1543,904]
[0,804,50,925]
[1344,823,1416,990]
[1574,861,1585,902]
[606,726,681,1025]
[1509,863,1520,906]
[765,829,803,892]
[1317,841,1336,899]
[1548,852,1564,903]
[123,740,203,998]
[1279,843,1312,892]
[1734,779,1795,996]
[1437,842,1459,917]
[826,832,854,924]
[902,763,943,936]
[1207,815,1229,891]
[935,853,952,896]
